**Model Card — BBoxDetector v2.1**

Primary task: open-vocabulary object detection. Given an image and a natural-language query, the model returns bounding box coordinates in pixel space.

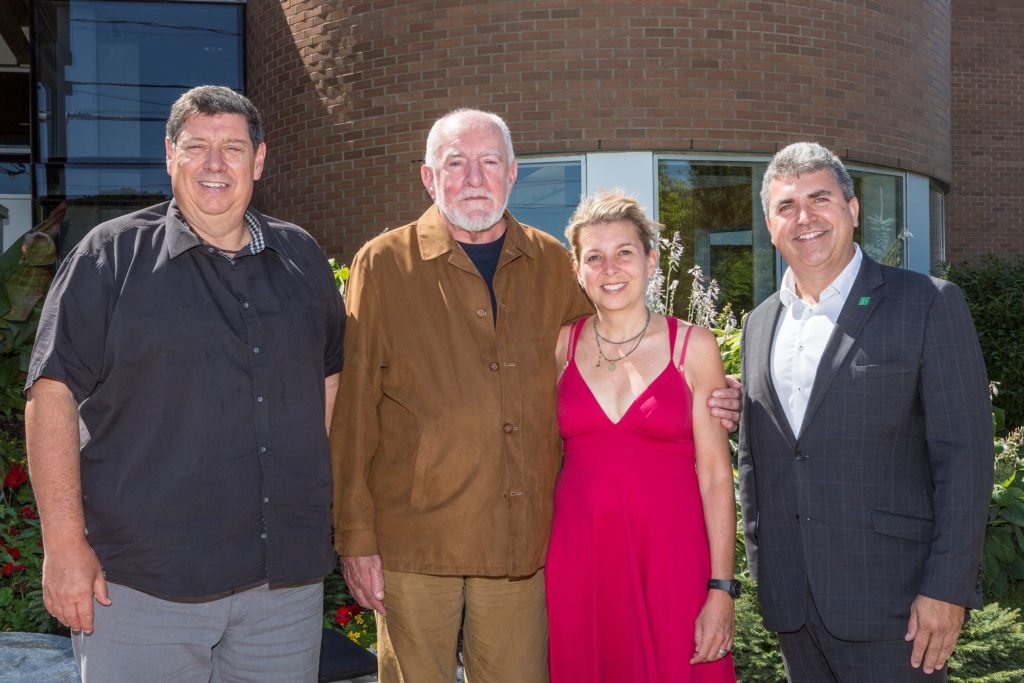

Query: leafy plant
[983,451,1024,600]
[0,433,58,633]
[322,565,376,650]
[0,202,66,419]
[328,258,350,297]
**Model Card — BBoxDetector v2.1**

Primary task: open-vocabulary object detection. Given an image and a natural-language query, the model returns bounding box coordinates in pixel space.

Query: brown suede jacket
[330,205,592,577]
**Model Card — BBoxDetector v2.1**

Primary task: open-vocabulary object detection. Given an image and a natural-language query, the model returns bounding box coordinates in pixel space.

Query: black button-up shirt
[28,200,345,599]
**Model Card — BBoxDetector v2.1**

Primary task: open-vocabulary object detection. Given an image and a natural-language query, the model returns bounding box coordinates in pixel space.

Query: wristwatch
[707,578,742,599]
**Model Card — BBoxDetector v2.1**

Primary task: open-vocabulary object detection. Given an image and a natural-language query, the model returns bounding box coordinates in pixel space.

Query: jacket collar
[416,204,537,262]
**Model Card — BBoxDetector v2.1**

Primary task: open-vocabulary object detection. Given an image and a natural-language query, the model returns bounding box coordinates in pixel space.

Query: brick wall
[947,0,1024,264]
[247,0,951,260]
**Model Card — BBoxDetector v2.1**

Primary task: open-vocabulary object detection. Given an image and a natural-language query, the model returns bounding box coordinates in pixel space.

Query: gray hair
[424,109,515,169]
[760,142,854,216]
[166,85,264,148]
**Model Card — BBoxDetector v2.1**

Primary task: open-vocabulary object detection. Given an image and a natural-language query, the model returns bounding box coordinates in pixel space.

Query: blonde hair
[565,189,660,261]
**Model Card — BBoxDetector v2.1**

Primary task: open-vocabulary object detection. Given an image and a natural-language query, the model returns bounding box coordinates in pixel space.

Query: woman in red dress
[546,190,737,682]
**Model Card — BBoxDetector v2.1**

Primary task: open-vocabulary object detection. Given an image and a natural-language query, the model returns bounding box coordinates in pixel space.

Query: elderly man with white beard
[330,109,742,683]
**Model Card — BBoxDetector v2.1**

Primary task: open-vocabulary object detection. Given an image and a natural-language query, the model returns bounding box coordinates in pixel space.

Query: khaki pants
[377,569,548,683]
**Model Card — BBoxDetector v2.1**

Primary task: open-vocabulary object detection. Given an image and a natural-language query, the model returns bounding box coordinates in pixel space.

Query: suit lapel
[753,295,798,446]
[798,257,886,439]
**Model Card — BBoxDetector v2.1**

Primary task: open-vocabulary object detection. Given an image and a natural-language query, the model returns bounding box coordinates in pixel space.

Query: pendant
[608,361,617,371]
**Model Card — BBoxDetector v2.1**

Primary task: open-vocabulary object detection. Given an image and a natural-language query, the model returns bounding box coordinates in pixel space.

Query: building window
[32,0,245,254]
[509,153,929,313]
[929,182,945,274]
[657,159,774,316]
[849,169,905,268]
[508,158,582,241]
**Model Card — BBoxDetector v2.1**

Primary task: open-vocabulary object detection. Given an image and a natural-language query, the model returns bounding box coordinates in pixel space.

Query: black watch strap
[707,578,742,598]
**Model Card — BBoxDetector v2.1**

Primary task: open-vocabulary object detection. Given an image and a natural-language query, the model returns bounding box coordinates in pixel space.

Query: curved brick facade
[948,0,1024,263]
[247,0,951,259]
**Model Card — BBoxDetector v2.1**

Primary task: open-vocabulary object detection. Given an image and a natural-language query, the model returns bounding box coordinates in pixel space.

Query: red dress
[546,316,736,682]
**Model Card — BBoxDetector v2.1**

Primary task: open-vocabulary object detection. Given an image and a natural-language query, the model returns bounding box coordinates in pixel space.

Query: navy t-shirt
[459,233,506,325]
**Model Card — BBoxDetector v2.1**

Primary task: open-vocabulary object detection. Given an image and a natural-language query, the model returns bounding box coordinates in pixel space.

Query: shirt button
[263,497,270,503]
[207,247,215,253]
[476,309,487,318]
[243,302,250,309]
[260,532,267,540]
[260,446,267,453]
[253,347,260,354]
[503,423,514,433]
[489,362,499,371]
[257,396,264,403]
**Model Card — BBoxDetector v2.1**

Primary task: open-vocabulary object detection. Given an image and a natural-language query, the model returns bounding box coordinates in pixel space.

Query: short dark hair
[166,86,264,148]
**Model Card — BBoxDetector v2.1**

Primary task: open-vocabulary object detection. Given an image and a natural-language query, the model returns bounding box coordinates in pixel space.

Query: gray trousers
[72,581,323,683]
[777,584,944,683]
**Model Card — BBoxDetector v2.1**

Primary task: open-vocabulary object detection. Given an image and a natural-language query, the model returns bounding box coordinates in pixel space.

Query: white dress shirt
[771,245,863,436]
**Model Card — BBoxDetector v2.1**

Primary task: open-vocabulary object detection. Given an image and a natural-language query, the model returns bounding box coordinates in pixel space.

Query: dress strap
[667,315,678,356]
[566,316,589,363]
[679,323,695,366]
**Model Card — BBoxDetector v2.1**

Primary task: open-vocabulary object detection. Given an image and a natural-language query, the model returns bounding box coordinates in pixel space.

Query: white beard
[437,189,507,233]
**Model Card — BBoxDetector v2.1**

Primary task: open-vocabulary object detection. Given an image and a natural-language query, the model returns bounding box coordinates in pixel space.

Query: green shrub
[983,424,1024,600]
[944,255,1024,430]
[733,583,786,683]
[948,602,1024,682]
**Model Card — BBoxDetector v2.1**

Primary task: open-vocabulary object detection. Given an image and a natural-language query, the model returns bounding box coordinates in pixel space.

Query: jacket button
[489,362,499,371]
[476,308,487,318]
[503,423,514,433]
[795,450,807,461]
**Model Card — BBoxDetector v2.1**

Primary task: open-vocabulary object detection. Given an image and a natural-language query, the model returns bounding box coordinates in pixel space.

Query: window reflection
[31,0,244,254]
[658,160,774,316]
[35,164,171,259]
[851,171,904,267]
[509,160,582,242]
[35,1,243,163]
[929,183,945,275]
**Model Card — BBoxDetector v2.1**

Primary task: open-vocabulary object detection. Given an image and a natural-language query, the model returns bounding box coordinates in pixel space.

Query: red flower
[6,547,19,560]
[2,562,13,577]
[334,604,362,626]
[19,506,37,520]
[4,463,27,489]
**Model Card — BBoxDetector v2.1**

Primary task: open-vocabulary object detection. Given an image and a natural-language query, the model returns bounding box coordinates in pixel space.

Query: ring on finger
[717,648,728,658]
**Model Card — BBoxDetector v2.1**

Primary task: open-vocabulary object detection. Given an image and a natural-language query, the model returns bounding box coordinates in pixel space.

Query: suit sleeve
[330,248,386,557]
[737,317,760,580]
[918,281,993,608]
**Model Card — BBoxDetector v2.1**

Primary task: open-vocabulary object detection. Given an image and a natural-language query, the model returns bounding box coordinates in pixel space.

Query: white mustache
[457,190,494,201]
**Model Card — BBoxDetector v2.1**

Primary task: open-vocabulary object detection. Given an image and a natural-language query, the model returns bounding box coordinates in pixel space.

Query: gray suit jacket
[737,255,993,641]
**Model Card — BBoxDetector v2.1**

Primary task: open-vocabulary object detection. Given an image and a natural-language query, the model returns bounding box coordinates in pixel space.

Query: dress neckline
[566,315,685,426]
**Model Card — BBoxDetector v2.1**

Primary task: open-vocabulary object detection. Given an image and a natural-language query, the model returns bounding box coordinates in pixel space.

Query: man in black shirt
[25,86,344,681]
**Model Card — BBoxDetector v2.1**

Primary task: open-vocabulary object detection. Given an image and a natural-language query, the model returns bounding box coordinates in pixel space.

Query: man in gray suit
[738,142,993,682]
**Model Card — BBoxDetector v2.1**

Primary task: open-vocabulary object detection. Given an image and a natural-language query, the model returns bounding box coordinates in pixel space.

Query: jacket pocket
[851,362,914,379]
[871,509,934,543]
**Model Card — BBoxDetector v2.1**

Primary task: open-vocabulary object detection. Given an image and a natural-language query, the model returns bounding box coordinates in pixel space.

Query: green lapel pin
[858,296,870,305]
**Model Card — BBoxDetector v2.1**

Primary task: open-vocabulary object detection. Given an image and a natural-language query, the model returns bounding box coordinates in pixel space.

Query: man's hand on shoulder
[41,537,110,634]
[342,554,387,615]
[708,375,743,432]
[905,594,965,674]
